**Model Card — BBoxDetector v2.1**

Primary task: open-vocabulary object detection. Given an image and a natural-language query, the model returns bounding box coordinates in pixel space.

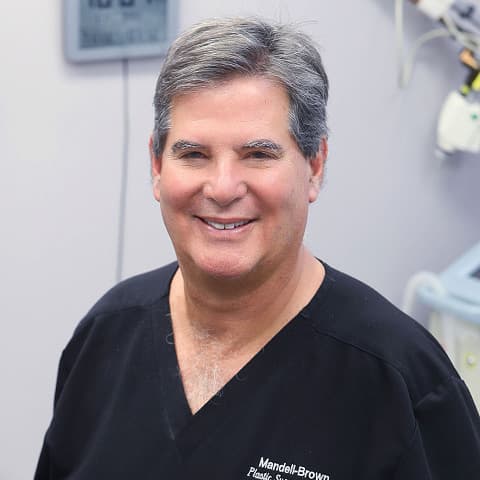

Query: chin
[194,254,257,280]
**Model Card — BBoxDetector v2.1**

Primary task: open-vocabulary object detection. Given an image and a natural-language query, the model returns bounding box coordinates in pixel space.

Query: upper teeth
[206,220,250,230]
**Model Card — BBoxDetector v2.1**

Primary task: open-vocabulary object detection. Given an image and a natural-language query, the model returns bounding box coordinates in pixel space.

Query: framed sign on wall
[63,0,178,62]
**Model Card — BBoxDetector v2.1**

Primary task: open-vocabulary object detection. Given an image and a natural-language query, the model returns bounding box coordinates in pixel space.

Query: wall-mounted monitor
[64,0,178,63]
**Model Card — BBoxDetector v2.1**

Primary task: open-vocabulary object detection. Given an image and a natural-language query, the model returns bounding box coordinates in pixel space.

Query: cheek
[261,180,310,239]
[158,170,198,212]
[279,174,311,211]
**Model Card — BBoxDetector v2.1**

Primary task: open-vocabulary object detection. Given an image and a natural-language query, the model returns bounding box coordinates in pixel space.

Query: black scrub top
[35,262,480,479]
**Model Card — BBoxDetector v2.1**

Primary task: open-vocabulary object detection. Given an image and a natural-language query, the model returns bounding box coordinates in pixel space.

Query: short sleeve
[393,377,480,479]
[34,317,93,480]
[33,348,71,480]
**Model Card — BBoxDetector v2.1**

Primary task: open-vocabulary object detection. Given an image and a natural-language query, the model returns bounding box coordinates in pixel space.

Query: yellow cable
[472,73,480,91]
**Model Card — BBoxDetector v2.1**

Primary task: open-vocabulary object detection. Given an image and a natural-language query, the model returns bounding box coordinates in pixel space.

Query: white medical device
[403,242,480,408]
[437,90,480,155]
[396,0,480,155]
[63,0,178,63]
[414,0,456,20]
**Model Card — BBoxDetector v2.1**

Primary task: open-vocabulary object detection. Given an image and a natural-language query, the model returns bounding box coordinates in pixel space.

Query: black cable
[116,58,130,283]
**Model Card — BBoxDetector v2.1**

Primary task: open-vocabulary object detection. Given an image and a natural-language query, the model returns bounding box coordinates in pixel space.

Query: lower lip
[195,217,255,239]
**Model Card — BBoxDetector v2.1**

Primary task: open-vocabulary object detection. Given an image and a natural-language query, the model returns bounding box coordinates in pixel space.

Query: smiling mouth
[197,218,253,230]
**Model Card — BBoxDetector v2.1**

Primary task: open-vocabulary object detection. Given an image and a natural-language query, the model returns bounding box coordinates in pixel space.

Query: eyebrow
[242,139,284,155]
[171,140,205,154]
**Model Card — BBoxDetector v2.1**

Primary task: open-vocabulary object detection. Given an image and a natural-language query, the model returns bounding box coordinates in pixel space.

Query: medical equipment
[395,0,480,155]
[437,90,480,155]
[63,0,178,63]
[403,241,480,408]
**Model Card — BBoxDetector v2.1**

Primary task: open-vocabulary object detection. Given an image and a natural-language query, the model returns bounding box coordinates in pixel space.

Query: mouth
[196,217,254,231]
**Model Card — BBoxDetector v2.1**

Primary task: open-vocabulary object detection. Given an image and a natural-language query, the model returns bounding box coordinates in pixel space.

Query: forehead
[167,76,291,142]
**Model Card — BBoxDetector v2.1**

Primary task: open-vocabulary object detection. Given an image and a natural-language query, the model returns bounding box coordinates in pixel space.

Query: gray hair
[152,17,329,159]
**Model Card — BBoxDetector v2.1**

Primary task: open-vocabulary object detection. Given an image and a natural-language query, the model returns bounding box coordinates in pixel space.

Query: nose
[202,159,248,206]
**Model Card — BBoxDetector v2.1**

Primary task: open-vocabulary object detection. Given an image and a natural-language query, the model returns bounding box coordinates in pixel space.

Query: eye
[177,151,209,167]
[247,150,276,160]
[181,150,206,159]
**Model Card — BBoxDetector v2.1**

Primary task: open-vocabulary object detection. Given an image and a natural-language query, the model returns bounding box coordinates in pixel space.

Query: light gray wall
[1,1,478,478]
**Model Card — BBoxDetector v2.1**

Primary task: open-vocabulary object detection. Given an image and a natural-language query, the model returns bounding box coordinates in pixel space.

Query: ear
[149,134,162,202]
[308,137,328,203]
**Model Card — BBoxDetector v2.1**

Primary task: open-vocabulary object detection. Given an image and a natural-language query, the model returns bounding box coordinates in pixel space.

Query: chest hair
[176,332,244,414]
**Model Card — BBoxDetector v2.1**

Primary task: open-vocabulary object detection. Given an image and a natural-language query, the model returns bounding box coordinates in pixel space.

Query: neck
[170,247,324,351]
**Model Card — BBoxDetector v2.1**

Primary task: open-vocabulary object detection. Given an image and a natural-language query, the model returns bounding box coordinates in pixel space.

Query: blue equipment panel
[415,241,480,325]
[441,242,480,305]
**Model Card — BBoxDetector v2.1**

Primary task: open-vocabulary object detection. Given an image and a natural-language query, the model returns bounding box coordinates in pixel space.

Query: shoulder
[53,262,177,396]
[306,262,459,405]
[67,262,177,349]
[86,262,177,318]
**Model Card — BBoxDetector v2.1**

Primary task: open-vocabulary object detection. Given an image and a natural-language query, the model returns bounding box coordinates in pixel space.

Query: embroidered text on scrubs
[245,457,330,480]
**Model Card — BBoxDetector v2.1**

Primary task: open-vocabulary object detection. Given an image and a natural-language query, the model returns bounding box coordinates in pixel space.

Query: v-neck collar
[150,260,333,459]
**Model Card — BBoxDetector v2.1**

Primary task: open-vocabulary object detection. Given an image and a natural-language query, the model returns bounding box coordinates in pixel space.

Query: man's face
[151,76,325,281]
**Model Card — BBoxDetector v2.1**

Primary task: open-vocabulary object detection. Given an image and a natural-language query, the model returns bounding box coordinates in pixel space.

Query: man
[35,17,479,479]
